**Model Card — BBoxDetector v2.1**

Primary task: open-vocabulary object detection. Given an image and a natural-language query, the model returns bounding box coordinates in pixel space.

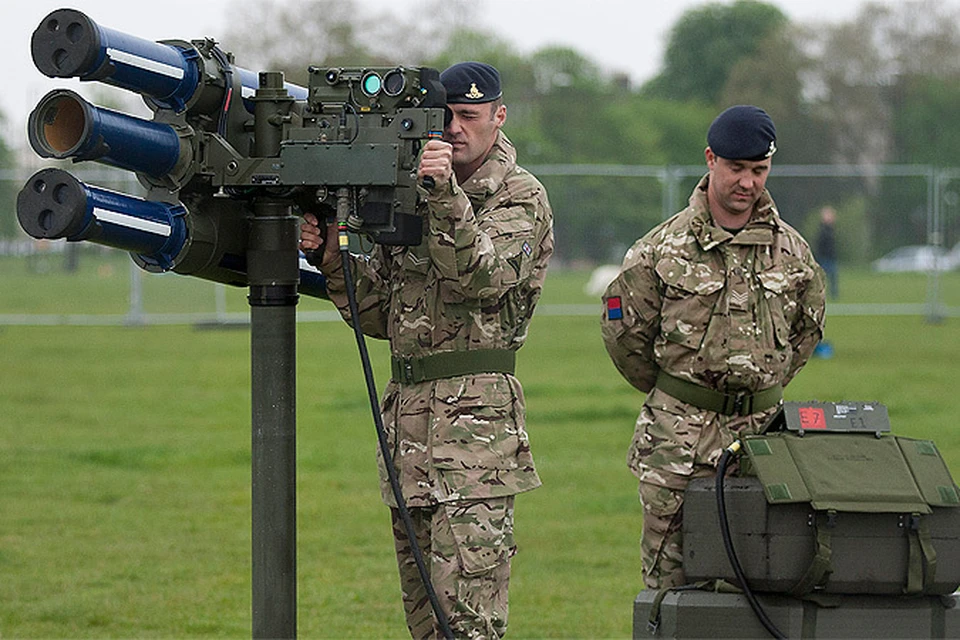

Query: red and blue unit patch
[606,296,623,320]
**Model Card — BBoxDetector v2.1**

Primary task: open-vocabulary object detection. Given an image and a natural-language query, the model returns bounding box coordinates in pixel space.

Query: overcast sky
[1,0,950,138]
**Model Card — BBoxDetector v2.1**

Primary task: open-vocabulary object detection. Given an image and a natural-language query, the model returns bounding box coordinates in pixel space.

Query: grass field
[3,248,960,315]
[2,252,959,638]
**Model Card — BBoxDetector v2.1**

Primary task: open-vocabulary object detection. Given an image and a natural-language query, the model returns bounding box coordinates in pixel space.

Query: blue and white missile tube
[16,168,327,298]
[17,168,188,271]
[31,8,306,114]
[28,90,189,181]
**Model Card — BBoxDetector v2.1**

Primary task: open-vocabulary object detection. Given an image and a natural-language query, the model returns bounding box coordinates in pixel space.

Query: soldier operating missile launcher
[18,8,448,298]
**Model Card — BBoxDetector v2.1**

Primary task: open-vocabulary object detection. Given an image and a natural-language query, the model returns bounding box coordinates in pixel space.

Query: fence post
[926,168,944,323]
[126,260,145,325]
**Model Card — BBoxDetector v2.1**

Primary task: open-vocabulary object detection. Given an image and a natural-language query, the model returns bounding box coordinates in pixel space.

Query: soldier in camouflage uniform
[600,106,825,590]
[301,62,553,638]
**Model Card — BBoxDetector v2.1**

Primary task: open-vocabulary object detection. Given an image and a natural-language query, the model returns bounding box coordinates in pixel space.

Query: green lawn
[3,249,960,316]
[1,256,959,637]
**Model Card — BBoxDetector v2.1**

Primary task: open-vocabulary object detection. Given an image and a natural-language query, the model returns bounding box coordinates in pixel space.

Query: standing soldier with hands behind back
[601,106,825,590]
[300,62,553,639]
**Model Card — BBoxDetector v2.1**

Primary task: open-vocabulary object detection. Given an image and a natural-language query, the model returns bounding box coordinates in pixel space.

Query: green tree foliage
[799,9,896,167]
[796,1,960,253]
[642,0,788,105]
[892,76,960,167]
[717,28,830,162]
[800,0,960,165]
[888,75,960,249]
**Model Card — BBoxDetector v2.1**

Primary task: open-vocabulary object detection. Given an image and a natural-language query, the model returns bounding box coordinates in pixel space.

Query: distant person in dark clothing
[815,206,839,300]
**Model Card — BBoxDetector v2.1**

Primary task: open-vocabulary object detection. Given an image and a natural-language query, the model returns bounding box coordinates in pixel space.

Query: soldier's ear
[494,103,507,127]
[705,147,717,170]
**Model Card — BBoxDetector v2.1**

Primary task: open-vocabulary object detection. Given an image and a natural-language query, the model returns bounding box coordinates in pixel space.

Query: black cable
[716,442,787,640]
[338,229,455,640]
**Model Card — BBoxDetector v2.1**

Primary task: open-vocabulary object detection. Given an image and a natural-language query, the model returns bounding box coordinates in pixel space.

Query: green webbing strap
[654,371,783,417]
[919,516,938,593]
[391,349,516,385]
[933,595,948,639]
[789,510,835,596]
[801,599,819,639]
[905,513,938,595]
[646,580,741,634]
[647,587,674,634]
[906,525,921,594]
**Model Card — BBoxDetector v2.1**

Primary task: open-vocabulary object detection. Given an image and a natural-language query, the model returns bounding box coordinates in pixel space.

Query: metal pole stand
[249,69,300,639]
[248,199,300,638]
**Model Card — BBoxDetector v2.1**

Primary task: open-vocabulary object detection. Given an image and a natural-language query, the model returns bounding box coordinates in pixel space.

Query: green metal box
[683,476,960,595]
[633,589,960,639]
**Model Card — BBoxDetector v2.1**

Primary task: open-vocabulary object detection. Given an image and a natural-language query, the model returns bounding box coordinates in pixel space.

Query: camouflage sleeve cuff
[424,178,470,223]
[318,252,346,293]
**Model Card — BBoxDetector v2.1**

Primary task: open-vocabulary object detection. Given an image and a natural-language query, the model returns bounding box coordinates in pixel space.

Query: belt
[654,371,782,417]
[391,349,516,385]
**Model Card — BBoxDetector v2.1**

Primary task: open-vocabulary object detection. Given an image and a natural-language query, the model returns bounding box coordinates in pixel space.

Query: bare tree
[798,0,960,165]
[220,0,476,83]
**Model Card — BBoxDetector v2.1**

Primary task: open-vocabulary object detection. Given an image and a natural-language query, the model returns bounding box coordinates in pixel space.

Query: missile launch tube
[31,8,306,113]
[28,89,187,180]
[32,8,204,112]
[16,168,328,298]
[17,167,188,269]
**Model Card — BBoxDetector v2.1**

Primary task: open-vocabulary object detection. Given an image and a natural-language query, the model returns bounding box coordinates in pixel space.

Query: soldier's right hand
[300,212,340,267]
[417,138,454,188]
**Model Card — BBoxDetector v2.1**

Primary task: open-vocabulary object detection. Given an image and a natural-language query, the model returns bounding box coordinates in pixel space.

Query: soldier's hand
[299,212,340,266]
[417,138,454,187]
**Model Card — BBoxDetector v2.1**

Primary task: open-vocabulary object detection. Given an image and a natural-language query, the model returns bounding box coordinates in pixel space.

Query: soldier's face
[705,148,771,219]
[444,102,506,175]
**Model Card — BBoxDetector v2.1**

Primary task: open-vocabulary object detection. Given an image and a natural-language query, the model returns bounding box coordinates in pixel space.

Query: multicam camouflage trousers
[638,467,719,590]
[390,496,515,640]
[631,391,774,590]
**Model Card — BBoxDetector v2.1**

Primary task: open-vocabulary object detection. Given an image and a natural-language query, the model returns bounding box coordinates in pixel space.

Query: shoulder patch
[605,296,623,320]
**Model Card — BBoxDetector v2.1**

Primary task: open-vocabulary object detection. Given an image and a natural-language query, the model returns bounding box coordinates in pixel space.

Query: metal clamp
[393,357,416,385]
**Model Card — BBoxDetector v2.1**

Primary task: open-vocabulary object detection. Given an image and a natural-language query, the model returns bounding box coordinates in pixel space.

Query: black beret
[441,62,502,104]
[707,105,777,161]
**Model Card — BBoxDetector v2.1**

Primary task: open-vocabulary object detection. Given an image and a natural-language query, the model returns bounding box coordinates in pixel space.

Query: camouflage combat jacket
[601,176,825,473]
[321,131,554,507]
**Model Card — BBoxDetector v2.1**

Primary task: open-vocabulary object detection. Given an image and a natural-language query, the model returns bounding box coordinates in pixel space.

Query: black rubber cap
[419,67,447,109]
[17,168,90,239]
[31,9,102,79]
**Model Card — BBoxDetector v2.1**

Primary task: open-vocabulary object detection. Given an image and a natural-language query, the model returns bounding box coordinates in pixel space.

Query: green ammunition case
[683,476,960,595]
[683,429,960,595]
[633,589,960,639]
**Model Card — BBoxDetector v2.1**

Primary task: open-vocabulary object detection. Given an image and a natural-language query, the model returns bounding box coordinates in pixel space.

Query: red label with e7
[799,407,827,430]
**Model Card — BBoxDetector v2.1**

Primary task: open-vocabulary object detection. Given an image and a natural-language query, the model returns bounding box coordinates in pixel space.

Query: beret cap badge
[465,83,485,100]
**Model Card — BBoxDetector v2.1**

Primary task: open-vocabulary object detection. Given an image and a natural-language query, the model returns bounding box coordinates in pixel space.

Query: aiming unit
[19,8,447,289]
